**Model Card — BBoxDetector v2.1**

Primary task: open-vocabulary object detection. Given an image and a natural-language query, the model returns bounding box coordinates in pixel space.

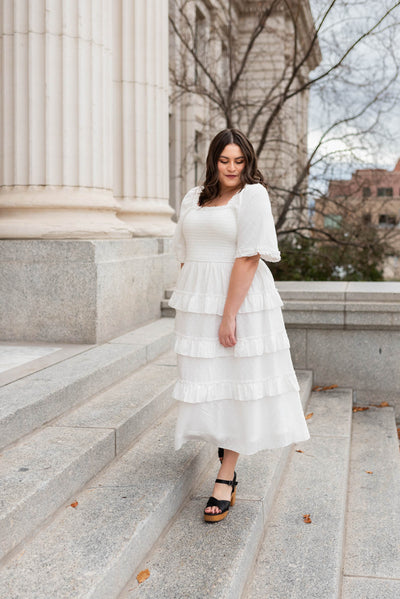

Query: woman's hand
[219,314,237,347]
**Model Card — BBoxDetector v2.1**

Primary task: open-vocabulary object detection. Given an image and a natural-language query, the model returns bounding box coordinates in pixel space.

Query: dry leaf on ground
[305,412,313,420]
[352,406,369,412]
[70,501,78,508]
[371,401,389,408]
[296,449,304,453]
[365,470,373,474]
[312,384,338,392]
[303,514,312,523]
[137,569,150,584]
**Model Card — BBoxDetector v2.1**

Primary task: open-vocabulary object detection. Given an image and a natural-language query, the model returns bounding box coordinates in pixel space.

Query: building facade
[169,0,320,222]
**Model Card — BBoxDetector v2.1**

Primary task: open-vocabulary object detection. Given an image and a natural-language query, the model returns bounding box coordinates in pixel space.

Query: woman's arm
[219,254,260,347]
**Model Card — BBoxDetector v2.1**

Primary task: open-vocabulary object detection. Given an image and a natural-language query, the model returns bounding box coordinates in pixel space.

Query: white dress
[168,183,310,455]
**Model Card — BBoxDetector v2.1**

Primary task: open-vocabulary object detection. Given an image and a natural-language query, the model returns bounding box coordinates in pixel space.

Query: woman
[168,129,310,523]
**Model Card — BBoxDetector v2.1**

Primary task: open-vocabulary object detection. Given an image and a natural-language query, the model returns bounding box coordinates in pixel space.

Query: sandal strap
[205,496,230,512]
[215,471,238,487]
[215,477,234,486]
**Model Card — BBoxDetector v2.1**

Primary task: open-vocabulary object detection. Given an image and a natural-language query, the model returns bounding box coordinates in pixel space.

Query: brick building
[314,160,400,279]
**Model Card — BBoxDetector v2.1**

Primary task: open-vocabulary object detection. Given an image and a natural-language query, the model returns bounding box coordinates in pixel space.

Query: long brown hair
[198,129,267,206]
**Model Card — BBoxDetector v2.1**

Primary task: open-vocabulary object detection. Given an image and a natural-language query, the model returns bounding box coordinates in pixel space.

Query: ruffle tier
[174,306,289,358]
[168,260,283,315]
[172,370,300,403]
[174,329,290,358]
[175,391,310,454]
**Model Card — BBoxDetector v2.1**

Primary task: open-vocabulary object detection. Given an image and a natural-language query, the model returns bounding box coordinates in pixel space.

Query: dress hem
[174,431,311,455]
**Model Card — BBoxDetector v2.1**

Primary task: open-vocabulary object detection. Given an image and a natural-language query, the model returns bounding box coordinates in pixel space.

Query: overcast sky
[308,0,400,181]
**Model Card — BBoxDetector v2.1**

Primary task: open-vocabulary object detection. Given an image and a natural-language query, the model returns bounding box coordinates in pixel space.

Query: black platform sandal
[204,472,238,523]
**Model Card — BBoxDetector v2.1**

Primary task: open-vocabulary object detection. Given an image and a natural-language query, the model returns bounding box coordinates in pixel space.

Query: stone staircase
[0,318,399,598]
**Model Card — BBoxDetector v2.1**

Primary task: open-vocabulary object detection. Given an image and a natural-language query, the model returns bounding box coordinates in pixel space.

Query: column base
[0,187,131,239]
[117,198,175,237]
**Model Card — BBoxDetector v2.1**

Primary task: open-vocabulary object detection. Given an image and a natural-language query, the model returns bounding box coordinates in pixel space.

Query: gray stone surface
[0,425,114,561]
[0,409,214,599]
[345,281,400,302]
[160,298,176,317]
[343,406,400,579]
[282,301,345,328]
[307,329,400,407]
[110,317,174,361]
[0,239,176,343]
[245,389,353,599]
[305,388,353,438]
[276,281,348,301]
[344,301,400,328]
[0,318,174,450]
[286,328,307,368]
[123,498,263,599]
[55,356,176,454]
[342,576,400,598]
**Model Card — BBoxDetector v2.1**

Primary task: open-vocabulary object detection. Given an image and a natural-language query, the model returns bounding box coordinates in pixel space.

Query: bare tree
[169,0,400,275]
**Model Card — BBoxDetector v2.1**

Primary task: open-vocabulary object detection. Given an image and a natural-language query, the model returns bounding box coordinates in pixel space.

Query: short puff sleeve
[172,187,198,263]
[235,183,281,262]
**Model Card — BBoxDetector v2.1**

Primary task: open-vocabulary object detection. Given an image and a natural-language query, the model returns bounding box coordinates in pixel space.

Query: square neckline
[196,185,246,209]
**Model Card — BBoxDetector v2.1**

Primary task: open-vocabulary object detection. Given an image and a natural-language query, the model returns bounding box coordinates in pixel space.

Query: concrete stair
[342,405,400,598]
[1,315,399,598]
[0,318,174,450]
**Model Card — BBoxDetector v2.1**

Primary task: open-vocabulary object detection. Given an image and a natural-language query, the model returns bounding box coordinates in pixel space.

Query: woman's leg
[204,449,240,515]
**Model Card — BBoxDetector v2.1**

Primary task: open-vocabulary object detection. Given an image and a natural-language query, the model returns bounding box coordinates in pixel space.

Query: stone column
[113,0,174,236]
[0,0,130,238]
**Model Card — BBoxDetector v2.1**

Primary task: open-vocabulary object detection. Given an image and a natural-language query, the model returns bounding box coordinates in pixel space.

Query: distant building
[314,160,400,279]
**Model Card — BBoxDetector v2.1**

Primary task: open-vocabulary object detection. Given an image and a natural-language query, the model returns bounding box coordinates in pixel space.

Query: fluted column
[0,0,130,238]
[113,0,174,236]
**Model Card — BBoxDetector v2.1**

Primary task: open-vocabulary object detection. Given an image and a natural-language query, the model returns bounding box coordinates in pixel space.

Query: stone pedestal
[0,239,177,344]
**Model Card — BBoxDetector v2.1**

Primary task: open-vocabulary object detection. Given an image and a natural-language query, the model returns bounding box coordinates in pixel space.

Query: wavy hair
[198,129,267,206]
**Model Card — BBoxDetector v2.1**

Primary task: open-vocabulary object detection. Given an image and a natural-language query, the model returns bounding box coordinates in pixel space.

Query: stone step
[0,350,177,562]
[0,408,214,599]
[160,298,175,318]
[118,371,314,599]
[0,318,174,450]
[244,387,353,599]
[342,405,400,598]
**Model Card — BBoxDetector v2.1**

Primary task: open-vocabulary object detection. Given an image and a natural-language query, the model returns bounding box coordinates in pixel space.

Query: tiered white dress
[168,182,310,455]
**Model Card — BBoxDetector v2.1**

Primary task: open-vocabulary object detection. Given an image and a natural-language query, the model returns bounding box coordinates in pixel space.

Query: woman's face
[217,143,245,192]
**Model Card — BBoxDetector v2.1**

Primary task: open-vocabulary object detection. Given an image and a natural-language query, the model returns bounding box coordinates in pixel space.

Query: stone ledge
[277,281,400,330]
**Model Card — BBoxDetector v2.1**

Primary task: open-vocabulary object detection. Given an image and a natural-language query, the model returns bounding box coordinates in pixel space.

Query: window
[324,214,342,229]
[362,187,371,198]
[377,187,393,197]
[362,213,371,225]
[379,214,396,227]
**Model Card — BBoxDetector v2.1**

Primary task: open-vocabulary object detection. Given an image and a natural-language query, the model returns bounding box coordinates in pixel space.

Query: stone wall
[277,281,400,415]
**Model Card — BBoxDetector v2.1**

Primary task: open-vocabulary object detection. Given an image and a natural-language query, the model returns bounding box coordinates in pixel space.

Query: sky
[307,0,400,184]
